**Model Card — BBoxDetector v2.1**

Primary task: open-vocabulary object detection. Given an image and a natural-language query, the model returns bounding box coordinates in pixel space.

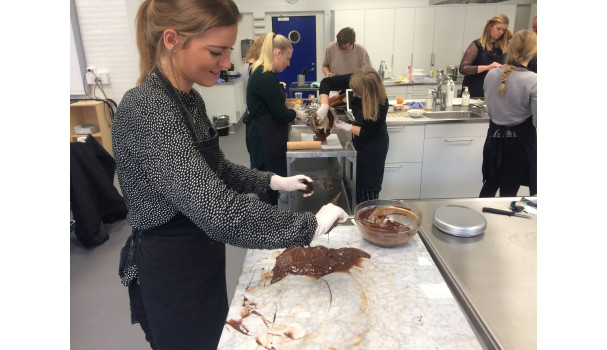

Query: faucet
[378,60,388,80]
[435,70,449,111]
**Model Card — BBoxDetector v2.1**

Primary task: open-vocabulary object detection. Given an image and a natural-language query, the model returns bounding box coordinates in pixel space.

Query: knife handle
[482,207,514,216]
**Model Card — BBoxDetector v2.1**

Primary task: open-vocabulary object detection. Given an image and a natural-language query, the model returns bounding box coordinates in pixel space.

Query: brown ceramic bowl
[354,199,422,247]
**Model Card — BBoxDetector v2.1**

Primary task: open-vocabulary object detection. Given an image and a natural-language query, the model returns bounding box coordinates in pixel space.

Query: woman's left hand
[334,120,352,132]
[270,174,314,194]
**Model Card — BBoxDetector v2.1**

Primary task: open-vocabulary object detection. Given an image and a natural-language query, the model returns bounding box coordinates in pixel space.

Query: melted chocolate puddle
[271,245,371,284]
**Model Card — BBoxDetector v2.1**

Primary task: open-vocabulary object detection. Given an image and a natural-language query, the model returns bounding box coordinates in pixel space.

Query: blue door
[272,16,316,97]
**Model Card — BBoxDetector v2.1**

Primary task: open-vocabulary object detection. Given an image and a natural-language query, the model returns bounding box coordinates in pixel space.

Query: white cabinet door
[364,9,395,73]
[421,136,485,199]
[412,7,435,73]
[421,123,488,199]
[384,84,408,101]
[462,5,497,54]
[334,10,365,47]
[393,8,416,77]
[380,162,422,200]
[386,124,425,163]
[433,5,467,71]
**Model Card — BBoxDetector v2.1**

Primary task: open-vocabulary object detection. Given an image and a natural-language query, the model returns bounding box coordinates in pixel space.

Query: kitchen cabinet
[381,124,424,200]
[420,122,487,198]
[383,84,407,101]
[433,6,467,70]
[411,7,435,73]
[70,100,113,156]
[194,78,246,127]
[364,9,395,73]
[412,6,467,73]
[334,10,365,47]
[392,8,415,77]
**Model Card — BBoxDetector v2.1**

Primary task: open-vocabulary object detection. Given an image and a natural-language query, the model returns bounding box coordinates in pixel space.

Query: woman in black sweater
[316,67,389,203]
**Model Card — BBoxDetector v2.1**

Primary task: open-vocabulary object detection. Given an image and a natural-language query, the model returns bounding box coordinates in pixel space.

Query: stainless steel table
[286,125,357,214]
[409,197,537,350]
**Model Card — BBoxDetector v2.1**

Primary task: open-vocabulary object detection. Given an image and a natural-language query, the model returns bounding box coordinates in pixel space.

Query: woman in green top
[246,33,307,205]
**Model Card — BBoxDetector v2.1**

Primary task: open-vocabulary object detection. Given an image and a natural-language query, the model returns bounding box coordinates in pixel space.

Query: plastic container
[445,78,454,108]
[461,86,470,107]
[425,89,434,111]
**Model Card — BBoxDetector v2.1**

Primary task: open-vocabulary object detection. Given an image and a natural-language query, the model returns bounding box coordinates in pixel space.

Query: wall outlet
[85,69,110,85]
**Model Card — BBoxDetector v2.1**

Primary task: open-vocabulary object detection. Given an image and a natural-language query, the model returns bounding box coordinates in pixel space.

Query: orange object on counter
[396,97,404,105]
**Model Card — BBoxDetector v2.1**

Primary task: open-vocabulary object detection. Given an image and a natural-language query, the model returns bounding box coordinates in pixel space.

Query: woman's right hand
[314,203,349,237]
[315,104,329,122]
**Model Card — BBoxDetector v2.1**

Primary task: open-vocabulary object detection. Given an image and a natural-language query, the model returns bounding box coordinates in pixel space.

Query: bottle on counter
[461,86,470,108]
[445,78,454,108]
[425,89,434,111]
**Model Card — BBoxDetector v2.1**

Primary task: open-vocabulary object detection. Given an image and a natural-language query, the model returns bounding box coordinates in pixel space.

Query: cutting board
[218,226,483,349]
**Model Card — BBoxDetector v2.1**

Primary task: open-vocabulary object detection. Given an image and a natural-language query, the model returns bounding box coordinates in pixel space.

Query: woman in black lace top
[459,14,510,98]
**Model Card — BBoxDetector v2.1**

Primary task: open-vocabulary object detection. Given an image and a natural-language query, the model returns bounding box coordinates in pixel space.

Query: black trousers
[479,137,529,197]
[128,216,228,350]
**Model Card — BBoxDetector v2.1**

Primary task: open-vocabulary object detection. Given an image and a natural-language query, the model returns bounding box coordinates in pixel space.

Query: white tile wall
[74,0,140,103]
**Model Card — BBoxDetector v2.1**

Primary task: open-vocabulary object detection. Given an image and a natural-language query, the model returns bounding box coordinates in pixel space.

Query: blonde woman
[112,1,347,348]
[459,14,510,98]
[316,67,389,203]
[246,32,308,205]
[480,30,537,198]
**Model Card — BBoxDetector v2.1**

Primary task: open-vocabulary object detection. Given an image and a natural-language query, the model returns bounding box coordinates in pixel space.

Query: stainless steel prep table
[286,124,357,214]
[411,197,537,350]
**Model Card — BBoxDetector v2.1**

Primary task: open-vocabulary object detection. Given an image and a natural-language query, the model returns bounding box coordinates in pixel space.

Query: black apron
[250,84,290,177]
[119,67,227,350]
[481,116,537,196]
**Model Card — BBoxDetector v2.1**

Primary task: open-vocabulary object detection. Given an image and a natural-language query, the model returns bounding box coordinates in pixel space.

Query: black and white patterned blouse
[112,73,316,249]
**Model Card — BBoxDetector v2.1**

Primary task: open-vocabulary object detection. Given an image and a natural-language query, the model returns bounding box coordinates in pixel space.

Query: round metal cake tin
[432,205,487,237]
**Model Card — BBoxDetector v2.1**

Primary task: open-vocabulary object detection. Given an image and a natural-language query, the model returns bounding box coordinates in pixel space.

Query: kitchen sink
[423,111,485,119]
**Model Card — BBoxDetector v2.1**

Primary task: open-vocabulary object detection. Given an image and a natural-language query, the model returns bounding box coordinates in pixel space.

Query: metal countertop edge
[417,226,502,350]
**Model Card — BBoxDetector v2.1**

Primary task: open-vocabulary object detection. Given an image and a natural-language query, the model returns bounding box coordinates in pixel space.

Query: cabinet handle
[387,126,405,131]
[385,163,404,169]
[444,138,473,143]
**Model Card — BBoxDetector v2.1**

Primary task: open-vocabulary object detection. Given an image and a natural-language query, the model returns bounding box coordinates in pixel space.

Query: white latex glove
[334,120,353,132]
[315,104,329,122]
[295,110,307,122]
[270,174,313,193]
[314,203,349,237]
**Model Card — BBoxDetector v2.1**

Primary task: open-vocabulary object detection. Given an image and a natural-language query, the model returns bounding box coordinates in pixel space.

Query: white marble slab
[218,225,483,349]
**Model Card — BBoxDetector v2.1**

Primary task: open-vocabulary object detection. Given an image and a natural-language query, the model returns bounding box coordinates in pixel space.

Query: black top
[460,40,506,98]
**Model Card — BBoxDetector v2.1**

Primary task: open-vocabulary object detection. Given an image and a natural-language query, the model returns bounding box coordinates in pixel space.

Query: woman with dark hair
[459,14,510,98]
[480,30,537,197]
[112,1,347,348]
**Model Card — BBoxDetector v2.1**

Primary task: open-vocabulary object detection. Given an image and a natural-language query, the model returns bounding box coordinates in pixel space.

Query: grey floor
[71,122,262,349]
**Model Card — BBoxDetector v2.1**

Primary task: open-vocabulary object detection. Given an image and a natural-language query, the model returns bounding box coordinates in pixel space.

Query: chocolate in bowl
[310,109,335,142]
[354,199,422,247]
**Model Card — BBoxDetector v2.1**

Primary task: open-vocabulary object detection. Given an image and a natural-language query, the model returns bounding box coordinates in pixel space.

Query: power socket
[85,68,110,85]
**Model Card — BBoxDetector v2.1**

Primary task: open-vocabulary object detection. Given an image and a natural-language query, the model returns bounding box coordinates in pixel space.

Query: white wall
[72,0,537,103]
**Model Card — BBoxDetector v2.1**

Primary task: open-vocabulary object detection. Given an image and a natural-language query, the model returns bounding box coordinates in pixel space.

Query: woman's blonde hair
[349,66,387,121]
[498,30,537,95]
[135,0,241,85]
[250,32,292,73]
[479,14,510,54]
[245,34,267,62]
